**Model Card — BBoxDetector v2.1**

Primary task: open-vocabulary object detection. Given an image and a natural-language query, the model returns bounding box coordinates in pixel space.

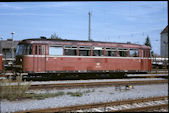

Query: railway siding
[29,79,168,90]
[0,78,167,90]
[15,96,168,112]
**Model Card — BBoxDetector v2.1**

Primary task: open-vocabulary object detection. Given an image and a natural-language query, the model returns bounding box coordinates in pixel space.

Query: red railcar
[15,38,152,74]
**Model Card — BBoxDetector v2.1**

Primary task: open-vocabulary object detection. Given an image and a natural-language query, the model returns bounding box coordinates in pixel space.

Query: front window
[16,44,24,55]
[16,44,32,55]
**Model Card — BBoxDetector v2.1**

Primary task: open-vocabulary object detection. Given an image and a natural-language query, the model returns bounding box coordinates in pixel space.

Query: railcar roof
[19,38,150,49]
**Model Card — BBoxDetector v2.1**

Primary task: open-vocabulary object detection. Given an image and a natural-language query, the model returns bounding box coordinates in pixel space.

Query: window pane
[118,51,127,57]
[35,45,38,55]
[23,45,27,55]
[118,48,128,57]
[93,47,104,56]
[26,45,32,55]
[79,46,91,56]
[106,51,116,56]
[130,49,138,57]
[16,45,24,55]
[64,46,77,56]
[93,50,104,56]
[79,50,91,56]
[42,45,45,55]
[49,46,63,55]
[64,49,77,55]
[39,45,41,55]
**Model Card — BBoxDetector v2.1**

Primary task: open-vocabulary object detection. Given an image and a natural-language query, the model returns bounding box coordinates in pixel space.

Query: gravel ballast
[0,83,168,113]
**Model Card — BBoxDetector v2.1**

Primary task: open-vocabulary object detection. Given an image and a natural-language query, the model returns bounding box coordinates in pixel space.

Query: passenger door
[33,44,46,73]
[141,49,148,71]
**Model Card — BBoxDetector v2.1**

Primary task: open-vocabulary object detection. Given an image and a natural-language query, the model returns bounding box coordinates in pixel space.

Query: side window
[118,48,128,57]
[105,47,116,56]
[35,45,38,55]
[42,45,46,55]
[93,47,104,56]
[26,44,32,55]
[79,46,91,56]
[39,45,41,55]
[129,49,139,57]
[64,46,77,56]
[49,46,63,55]
[23,45,27,55]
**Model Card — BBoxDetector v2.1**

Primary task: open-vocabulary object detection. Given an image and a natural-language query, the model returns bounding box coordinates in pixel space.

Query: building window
[93,47,104,56]
[49,46,63,55]
[64,46,77,56]
[118,48,128,57]
[105,47,116,56]
[129,49,139,57]
[79,46,91,56]
[3,48,12,58]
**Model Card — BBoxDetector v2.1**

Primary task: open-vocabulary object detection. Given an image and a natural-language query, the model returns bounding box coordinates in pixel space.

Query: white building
[160,25,168,57]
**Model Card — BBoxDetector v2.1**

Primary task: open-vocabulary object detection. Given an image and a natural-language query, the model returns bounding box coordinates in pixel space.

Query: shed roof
[161,25,168,34]
[0,40,19,49]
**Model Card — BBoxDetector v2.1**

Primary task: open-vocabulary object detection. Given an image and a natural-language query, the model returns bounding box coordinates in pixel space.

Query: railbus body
[15,38,152,75]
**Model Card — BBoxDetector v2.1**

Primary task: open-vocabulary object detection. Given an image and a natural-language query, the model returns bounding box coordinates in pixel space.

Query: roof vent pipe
[40,36,46,39]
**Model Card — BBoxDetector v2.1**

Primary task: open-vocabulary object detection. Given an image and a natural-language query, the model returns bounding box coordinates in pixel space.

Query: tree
[89,39,94,41]
[144,36,155,57]
[144,36,152,49]
[50,32,62,40]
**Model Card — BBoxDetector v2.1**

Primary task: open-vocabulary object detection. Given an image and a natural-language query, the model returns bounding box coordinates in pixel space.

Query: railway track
[15,96,168,112]
[28,79,168,90]
[0,70,168,81]
[1,79,167,90]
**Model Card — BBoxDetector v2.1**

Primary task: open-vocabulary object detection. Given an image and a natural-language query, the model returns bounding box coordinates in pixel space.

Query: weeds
[31,92,65,100]
[0,76,95,101]
[67,91,83,97]
[0,76,31,101]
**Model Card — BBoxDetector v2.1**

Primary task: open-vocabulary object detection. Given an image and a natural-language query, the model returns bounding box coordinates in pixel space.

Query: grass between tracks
[0,76,94,101]
[0,75,31,101]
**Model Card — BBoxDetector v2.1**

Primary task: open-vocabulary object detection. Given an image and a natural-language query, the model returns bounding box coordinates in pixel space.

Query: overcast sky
[0,1,168,55]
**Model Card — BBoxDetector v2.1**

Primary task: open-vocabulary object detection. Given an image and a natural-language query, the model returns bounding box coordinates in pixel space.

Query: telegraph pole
[11,32,15,60]
[88,12,91,41]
